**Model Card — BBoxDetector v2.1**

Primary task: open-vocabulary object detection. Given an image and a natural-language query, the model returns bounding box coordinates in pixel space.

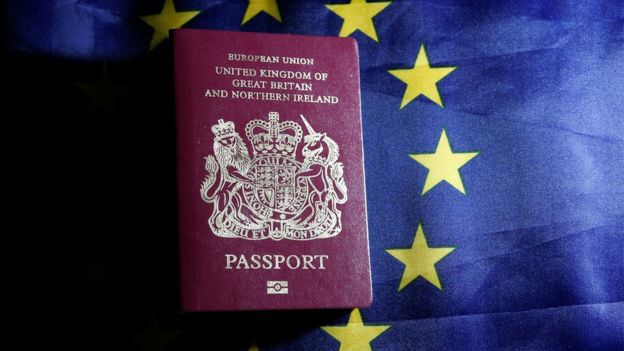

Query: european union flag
[8,0,622,350]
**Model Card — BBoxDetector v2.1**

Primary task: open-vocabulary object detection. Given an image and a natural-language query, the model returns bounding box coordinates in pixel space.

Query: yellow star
[326,0,391,42]
[322,309,390,351]
[242,0,282,25]
[409,129,478,195]
[140,0,201,50]
[386,223,455,291]
[76,63,129,116]
[388,44,456,108]
[249,342,259,351]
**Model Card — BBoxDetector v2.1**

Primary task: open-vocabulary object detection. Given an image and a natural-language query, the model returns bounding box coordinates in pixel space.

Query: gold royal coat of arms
[200,112,348,240]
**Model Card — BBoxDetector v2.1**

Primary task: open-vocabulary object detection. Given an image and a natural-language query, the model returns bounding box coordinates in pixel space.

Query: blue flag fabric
[8,0,623,350]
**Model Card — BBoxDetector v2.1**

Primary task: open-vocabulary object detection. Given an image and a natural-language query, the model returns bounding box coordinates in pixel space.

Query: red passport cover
[173,29,371,311]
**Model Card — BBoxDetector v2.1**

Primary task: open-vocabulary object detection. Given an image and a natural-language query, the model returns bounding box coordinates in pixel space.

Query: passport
[173,29,371,311]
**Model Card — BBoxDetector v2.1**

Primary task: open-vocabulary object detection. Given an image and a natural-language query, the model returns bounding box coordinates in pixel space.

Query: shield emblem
[247,156,306,214]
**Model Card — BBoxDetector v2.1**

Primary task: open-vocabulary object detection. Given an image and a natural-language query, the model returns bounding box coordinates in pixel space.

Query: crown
[211,119,237,139]
[245,112,302,157]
